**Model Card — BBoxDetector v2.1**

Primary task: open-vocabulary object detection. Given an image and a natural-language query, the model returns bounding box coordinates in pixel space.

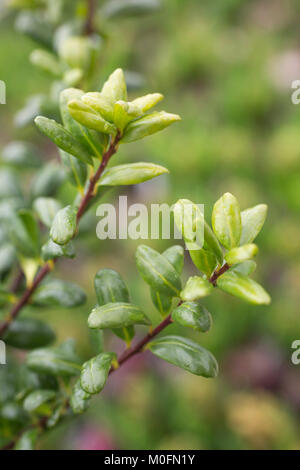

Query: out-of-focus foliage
[0,0,299,451]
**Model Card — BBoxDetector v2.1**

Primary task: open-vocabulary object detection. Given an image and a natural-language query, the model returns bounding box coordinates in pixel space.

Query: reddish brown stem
[110,309,177,374]
[0,135,121,339]
[209,262,230,286]
[0,263,52,337]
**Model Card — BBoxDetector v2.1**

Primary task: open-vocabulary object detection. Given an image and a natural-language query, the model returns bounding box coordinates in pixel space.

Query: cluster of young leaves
[2,0,161,127]
[173,194,271,305]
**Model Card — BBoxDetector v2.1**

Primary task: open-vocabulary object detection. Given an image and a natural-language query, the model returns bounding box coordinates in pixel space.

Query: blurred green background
[1,0,300,450]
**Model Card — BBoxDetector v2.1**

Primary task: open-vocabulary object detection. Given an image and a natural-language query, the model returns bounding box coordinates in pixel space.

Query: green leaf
[136,245,181,296]
[101,0,160,19]
[82,92,114,122]
[70,380,91,414]
[180,276,213,301]
[148,335,218,378]
[58,35,100,72]
[189,244,218,278]
[68,100,117,135]
[99,162,169,186]
[8,209,40,258]
[225,244,258,266]
[23,389,56,414]
[4,318,55,350]
[80,352,116,394]
[162,245,184,274]
[230,260,256,276]
[95,269,130,304]
[35,116,93,165]
[60,150,87,189]
[150,245,184,315]
[101,68,127,108]
[2,141,41,169]
[121,111,181,143]
[113,100,140,131]
[172,302,212,333]
[130,93,163,113]
[240,204,268,245]
[27,343,82,377]
[88,302,151,329]
[94,268,134,344]
[15,429,39,450]
[50,205,77,245]
[150,288,172,316]
[33,279,87,308]
[212,193,241,249]
[41,239,75,261]
[60,88,107,159]
[217,271,271,305]
[33,197,62,228]
[30,49,63,77]
[31,162,65,199]
[174,199,223,263]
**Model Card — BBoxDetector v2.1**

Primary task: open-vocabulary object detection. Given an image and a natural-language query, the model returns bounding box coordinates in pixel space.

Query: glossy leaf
[94,269,130,305]
[99,162,169,186]
[150,245,184,315]
[240,204,268,245]
[230,260,256,276]
[136,245,181,296]
[33,279,86,308]
[101,68,127,108]
[150,288,172,316]
[88,302,151,329]
[50,205,77,245]
[60,88,107,158]
[162,245,184,274]
[212,192,241,249]
[180,276,213,301]
[131,93,163,113]
[189,244,218,278]
[68,99,117,135]
[27,343,82,377]
[121,111,181,143]
[60,150,87,190]
[172,302,212,333]
[80,352,116,394]
[4,318,55,350]
[225,244,258,266]
[217,271,271,305]
[174,199,223,263]
[35,116,93,165]
[70,380,91,414]
[41,239,75,261]
[94,269,134,344]
[148,335,218,378]
[33,197,62,228]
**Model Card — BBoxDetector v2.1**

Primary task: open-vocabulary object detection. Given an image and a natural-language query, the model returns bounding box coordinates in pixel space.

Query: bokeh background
[1,0,300,450]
